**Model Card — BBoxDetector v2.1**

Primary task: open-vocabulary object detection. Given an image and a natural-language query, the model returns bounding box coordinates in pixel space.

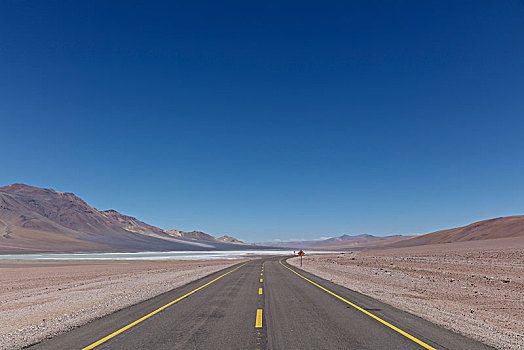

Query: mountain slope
[166,230,217,241]
[389,215,524,248]
[255,216,524,251]
[164,230,247,244]
[0,184,245,253]
[217,235,246,244]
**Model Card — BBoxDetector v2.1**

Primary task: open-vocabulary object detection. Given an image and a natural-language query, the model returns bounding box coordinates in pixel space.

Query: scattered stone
[288,243,524,350]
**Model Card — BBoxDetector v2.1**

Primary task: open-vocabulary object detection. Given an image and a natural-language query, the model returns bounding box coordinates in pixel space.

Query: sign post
[298,250,305,267]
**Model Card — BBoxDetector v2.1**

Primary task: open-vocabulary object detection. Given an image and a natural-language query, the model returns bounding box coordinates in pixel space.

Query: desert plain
[1,238,523,349]
[289,237,524,350]
[0,259,242,349]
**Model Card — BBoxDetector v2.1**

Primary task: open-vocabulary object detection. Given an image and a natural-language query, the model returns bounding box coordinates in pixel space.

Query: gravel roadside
[288,245,523,350]
[0,260,243,349]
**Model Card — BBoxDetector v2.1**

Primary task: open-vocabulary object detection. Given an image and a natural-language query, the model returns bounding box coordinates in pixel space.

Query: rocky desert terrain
[289,237,524,349]
[0,259,242,349]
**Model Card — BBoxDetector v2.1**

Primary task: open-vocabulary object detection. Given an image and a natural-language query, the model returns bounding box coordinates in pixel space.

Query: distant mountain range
[0,184,247,254]
[257,215,524,250]
[388,215,524,248]
[2,183,523,254]
[255,233,413,249]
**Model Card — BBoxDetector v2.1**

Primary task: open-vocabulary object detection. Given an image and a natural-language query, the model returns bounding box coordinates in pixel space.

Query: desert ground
[0,259,243,349]
[289,237,524,349]
[2,239,522,349]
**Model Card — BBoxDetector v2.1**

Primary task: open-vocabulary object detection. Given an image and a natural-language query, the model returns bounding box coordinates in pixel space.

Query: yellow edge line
[82,262,248,350]
[279,260,436,350]
[255,309,263,328]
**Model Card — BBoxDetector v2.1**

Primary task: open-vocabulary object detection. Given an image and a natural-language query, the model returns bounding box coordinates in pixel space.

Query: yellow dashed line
[259,287,263,295]
[255,309,263,328]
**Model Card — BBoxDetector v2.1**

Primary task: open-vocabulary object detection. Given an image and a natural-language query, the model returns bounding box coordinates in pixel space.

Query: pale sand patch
[0,259,243,349]
[289,239,524,350]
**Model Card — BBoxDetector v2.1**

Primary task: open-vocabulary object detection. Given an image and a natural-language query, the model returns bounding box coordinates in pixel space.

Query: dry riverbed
[289,238,524,350]
[0,259,243,349]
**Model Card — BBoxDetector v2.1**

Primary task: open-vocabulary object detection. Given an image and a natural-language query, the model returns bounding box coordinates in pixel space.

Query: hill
[0,184,245,253]
[389,215,524,248]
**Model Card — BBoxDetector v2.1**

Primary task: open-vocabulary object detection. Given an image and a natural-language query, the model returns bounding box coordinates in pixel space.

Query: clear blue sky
[1,1,523,242]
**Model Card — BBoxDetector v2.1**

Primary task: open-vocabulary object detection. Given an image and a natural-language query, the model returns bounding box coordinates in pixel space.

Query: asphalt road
[30,257,494,350]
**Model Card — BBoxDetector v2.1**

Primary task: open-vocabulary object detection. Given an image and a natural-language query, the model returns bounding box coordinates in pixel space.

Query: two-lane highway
[29,258,493,349]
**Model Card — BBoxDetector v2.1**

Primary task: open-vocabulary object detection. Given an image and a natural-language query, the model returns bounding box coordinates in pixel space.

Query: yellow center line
[255,309,263,328]
[259,287,263,295]
[260,273,263,276]
[279,260,436,350]
[260,278,263,282]
[81,262,248,350]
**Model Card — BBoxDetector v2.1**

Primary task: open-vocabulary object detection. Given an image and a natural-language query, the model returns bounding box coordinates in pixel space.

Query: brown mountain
[0,184,245,253]
[164,229,183,237]
[100,209,166,235]
[389,215,524,248]
[174,231,217,241]
[217,235,246,244]
[164,230,246,244]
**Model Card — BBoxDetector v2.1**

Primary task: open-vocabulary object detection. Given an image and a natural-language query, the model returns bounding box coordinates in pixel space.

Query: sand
[0,259,242,349]
[289,237,524,350]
